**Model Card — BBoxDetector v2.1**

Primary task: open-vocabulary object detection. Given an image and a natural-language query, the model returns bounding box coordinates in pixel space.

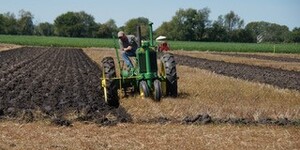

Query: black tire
[153,80,162,101]
[161,53,178,97]
[139,80,150,98]
[102,57,119,108]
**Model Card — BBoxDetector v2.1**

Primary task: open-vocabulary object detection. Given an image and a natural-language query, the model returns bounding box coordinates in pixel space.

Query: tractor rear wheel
[161,53,178,97]
[101,57,119,108]
[153,79,162,101]
[139,81,150,98]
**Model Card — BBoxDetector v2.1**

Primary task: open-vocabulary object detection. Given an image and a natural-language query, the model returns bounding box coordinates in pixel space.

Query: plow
[101,22,178,108]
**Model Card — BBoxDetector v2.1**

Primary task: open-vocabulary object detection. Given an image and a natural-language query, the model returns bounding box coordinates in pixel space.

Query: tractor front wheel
[139,81,150,98]
[101,57,119,108]
[153,80,162,101]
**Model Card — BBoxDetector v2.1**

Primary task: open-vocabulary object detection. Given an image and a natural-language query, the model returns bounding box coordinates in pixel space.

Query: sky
[0,0,299,30]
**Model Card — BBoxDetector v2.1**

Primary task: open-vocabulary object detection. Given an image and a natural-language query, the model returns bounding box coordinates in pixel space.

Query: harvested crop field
[1,46,300,149]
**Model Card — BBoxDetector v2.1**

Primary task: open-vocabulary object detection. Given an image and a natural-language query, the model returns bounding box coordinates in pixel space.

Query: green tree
[54,11,97,37]
[54,12,78,37]
[195,8,211,40]
[267,23,289,42]
[230,29,255,43]
[97,19,118,38]
[78,11,98,37]
[210,11,252,42]
[291,27,300,42]
[35,22,54,36]
[246,21,290,43]
[1,12,18,34]
[223,11,244,31]
[17,10,34,35]
[171,8,197,40]
[156,8,211,41]
[155,21,173,39]
[205,20,228,42]
[175,8,211,41]
[123,17,149,39]
[0,14,5,34]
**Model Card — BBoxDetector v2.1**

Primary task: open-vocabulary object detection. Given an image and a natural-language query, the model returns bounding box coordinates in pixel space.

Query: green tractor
[101,22,178,108]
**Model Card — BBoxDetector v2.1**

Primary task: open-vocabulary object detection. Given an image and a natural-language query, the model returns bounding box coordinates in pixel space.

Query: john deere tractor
[101,22,178,108]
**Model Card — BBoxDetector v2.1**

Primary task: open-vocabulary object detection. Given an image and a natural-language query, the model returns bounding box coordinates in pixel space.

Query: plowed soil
[174,54,300,91]
[211,52,300,63]
[0,47,129,125]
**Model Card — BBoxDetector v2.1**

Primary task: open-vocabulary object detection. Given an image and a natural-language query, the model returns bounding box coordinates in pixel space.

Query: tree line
[0,9,299,43]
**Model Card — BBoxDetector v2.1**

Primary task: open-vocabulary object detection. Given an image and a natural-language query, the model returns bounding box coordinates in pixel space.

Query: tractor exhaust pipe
[136,25,141,47]
[148,22,154,47]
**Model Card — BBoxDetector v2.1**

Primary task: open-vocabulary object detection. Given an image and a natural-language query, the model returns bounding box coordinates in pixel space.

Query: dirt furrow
[0,47,47,70]
[0,47,120,124]
[211,52,300,63]
[174,54,300,91]
[0,49,54,102]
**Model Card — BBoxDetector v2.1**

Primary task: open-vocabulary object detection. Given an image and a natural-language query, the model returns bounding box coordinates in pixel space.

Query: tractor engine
[137,42,158,74]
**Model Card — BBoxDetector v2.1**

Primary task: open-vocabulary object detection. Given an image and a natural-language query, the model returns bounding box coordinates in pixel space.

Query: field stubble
[82,48,300,121]
[85,48,300,148]
[0,121,299,150]
[0,46,299,149]
[0,43,21,52]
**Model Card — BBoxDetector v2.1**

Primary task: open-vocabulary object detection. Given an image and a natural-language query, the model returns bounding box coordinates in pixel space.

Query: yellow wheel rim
[140,86,145,98]
[101,67,108,103]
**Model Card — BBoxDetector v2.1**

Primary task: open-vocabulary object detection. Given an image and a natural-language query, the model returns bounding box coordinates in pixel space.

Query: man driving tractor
[117,31,138,69]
